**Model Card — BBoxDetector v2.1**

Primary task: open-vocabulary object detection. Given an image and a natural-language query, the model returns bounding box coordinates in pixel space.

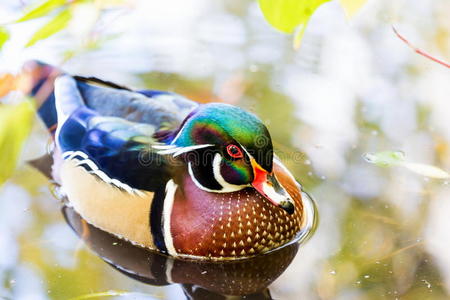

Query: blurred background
[0,0,449,299]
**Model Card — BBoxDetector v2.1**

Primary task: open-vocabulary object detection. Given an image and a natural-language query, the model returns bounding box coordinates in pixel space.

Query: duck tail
[21,60,63,136]
[20,61,86,138]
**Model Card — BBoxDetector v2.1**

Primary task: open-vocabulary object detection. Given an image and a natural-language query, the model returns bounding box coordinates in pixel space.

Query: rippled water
[1,0,450,299]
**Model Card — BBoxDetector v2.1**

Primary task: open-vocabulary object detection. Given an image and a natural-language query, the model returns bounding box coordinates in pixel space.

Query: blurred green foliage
[0,100,34,186]
[15,0,67,23]
[0,27,10,50]
[25,8,72,47]
[0,0,74,48]
[0,0,122,50]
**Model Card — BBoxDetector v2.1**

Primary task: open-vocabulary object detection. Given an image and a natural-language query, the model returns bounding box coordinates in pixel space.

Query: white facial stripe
[162,180,177,256]
[62,151,145,196]
[153,144,213,156]
[156,148,181,155]
[212,153,248,193]
[172,144,213,157]
[170,125,185,145]
[239,144,255,161]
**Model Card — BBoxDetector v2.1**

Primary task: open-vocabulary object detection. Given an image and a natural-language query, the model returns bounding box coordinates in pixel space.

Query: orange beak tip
[251,158,295,214]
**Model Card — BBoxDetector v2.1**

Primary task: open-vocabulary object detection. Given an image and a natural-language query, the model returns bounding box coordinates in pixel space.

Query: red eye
[226,144,243,159]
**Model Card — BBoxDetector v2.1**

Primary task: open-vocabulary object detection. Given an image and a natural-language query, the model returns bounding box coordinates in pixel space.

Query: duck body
[26,61,313,260]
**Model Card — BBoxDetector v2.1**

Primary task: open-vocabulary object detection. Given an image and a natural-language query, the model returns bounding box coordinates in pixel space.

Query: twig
[371,240,422,264]
[392,25,450,68]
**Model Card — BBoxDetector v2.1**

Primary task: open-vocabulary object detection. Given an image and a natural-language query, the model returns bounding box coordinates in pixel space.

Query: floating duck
[23,61,316,260]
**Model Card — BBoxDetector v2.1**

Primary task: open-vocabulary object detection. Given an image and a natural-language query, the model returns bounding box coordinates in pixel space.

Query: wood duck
[22,60,315,260]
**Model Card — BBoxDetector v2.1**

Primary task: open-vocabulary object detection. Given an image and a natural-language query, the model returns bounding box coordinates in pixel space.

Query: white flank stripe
[75,151,88,159]
[76,159,99,171]
[162,180,178,256]
[64,150,145,196]
[91,169,111,183]
[62,151,88,160]
[110,178,133,194]
[62,151,74,159]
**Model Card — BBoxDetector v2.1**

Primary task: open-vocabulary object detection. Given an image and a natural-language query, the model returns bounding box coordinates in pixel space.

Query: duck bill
[251,159,295,215]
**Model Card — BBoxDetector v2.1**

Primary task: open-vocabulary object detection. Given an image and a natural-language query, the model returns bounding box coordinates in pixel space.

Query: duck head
[155,103,295,214]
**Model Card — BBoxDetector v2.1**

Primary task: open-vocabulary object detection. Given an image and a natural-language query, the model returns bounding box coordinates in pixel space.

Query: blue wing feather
[55,77,182,192]
[58,108,170,191]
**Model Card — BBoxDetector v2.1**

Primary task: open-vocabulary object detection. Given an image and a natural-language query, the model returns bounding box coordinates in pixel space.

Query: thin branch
[392,25,450,68]
[371,240,422,264]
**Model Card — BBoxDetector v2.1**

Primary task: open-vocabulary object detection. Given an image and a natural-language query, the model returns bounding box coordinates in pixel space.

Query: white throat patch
[187,155,248,193]
[212,153,248,193]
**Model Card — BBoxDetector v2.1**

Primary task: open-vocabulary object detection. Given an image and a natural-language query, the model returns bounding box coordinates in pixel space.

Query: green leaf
[0,27,10,50]
[363,151,405,167]
[258,0,331,34]
[25,8,72,47]
[16,0,67,23]
[0,101,35,186]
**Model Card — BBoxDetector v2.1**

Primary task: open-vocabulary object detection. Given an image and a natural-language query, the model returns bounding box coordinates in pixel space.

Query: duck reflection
[62,205,301,299]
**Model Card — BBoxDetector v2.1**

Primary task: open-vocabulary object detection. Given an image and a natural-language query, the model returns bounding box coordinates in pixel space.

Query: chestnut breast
[170,161,304,259]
